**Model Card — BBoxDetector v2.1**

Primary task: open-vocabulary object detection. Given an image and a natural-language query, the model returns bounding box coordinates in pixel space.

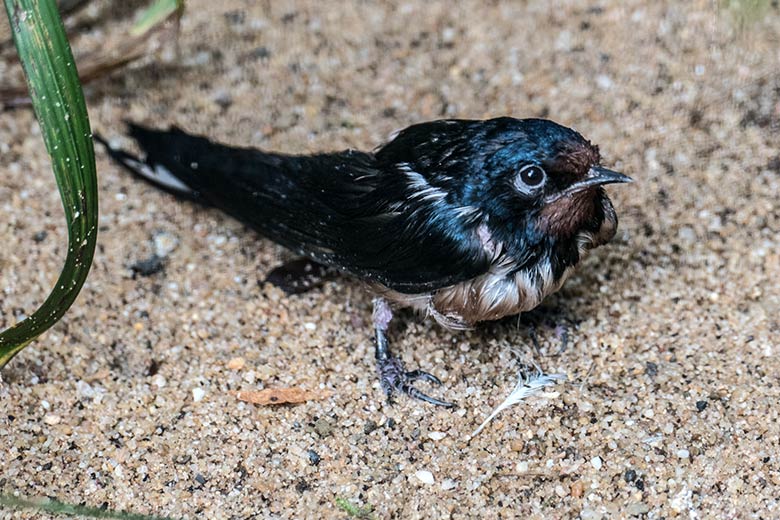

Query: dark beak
[584,166,633,186]
[545,166,632,203]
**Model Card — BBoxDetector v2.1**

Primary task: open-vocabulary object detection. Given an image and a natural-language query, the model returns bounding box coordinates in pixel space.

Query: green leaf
[0,493,176,519]
[0,0,98,368]
[335,497,374,519]
[130,0,184,37]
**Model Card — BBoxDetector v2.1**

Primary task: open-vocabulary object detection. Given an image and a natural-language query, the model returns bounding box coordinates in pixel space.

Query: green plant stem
[0,0,98,367]
[0,493,175,519]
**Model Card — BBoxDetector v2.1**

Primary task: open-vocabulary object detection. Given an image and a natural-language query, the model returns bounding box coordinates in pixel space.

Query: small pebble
[415,470,435,485]
[307,449,321,466]
[227,357,246,370]
[440,478,457,490]
[314,418,333,438]
[579,508,602,520]
[428,431,447,441]
[363,420,379,435]
[676,449,690,459]
[153,231,179,258]
[591,456,603,470]
[76,380,95,399]
[131,254,165,277]
[192,388,206,402]
[43,414,61,425]
[626,503,650,515]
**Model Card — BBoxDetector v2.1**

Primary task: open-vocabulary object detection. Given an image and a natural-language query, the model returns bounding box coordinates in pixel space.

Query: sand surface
[2,1,780,518]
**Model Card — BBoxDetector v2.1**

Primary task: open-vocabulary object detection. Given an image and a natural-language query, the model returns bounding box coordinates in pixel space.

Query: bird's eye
[514,164,547,192]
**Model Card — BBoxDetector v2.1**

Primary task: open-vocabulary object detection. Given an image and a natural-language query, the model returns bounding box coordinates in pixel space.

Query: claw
[402,384,455,408]
[372,297,455,408]
[377,357,454,408]
[405,369,442,385]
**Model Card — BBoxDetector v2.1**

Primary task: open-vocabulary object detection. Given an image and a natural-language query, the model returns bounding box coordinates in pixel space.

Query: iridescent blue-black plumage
[97,117,630,407]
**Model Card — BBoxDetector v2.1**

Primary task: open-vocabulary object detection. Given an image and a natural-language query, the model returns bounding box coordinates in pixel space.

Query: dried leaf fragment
[231,387,331,405]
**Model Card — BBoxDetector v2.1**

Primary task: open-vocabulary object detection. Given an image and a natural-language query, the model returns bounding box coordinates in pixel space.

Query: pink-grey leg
[373,298,454,408]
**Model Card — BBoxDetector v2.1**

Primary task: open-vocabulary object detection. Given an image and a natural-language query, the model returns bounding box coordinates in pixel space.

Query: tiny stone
[153,231,179,258]
[43,414,61,425]
[591,456,603,470]
[363,420,379,434]
[314,418,333,437]
[194,473,207,485]
[596,74,613,89]
[307,449,321,466]
[415,470,435,485]
[76,380,94,399]
[676,449,690,459]
[626,503,650,515]
[428,431,447,441]
[192,388,206,402]
[624,469,637,482]
[213,90,233,109]
[696,400,708,412]
[440,478,457,490]
[570,480,584,498]
[131,254,165,277]
[227,357,246,370]
[295,479,310,493]
[251,46,270,59]
[579,508,602,520]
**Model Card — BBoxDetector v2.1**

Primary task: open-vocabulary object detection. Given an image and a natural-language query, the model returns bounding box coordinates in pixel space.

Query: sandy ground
[1,1,780,518]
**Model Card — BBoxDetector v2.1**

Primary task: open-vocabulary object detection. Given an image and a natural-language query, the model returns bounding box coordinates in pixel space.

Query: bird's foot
[377,356,454,408]
[527,316,571,357]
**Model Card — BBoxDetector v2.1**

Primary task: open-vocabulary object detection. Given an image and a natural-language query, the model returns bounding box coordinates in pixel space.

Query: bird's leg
[527,315,570,357]
[553,324,569,354]
[373,298,454,408]
[529,324,568,356]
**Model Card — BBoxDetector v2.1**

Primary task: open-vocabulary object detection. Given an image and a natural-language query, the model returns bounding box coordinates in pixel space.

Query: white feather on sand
[470,356,566,439]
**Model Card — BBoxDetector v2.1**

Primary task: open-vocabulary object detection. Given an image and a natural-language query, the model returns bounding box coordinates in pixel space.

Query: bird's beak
[584,166,633,187]
[545,166,632,203]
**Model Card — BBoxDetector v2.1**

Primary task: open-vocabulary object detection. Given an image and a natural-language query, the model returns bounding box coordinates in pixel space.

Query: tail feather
[93,130,200,201]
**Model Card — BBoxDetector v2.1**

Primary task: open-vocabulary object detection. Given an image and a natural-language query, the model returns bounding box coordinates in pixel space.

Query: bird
[95,117,631,407]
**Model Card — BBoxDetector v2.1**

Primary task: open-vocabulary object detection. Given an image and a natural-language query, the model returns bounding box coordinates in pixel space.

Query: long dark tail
[95,123,289,206]
[94,123,367,258]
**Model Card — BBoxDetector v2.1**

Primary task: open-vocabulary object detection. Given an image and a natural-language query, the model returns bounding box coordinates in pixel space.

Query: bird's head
[473,118,631,246]
[377,117,631,250]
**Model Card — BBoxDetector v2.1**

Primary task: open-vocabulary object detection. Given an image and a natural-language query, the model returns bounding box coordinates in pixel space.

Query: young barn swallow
[96,117,631,407]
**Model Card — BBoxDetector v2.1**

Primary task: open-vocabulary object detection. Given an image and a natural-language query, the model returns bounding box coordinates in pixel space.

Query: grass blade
[0,0,98,368]
[0,494,176,519]
[130,0,184,37]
